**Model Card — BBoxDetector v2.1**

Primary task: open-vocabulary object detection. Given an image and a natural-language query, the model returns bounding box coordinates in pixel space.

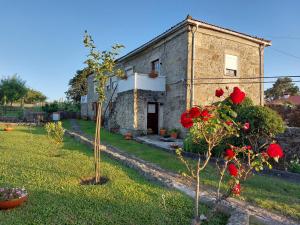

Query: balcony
[117,73,166,93]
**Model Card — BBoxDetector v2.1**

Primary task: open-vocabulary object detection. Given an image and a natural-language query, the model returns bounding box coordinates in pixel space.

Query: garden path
[66,119,299,225]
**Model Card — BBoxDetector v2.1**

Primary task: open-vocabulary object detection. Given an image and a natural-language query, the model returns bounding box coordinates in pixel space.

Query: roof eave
[187,18,271,46]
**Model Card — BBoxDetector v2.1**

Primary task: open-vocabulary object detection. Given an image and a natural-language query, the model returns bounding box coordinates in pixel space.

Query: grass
[0,124,228,225]
[68,119,300,220]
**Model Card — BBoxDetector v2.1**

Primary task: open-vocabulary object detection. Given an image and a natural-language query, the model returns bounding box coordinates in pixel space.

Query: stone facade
[81,16,270,136]
[187,27,265,106]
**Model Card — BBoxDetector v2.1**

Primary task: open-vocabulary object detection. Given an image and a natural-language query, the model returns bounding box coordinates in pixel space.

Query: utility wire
[187,75,300,80]
[269,48,300,60]
[191,80,300,85]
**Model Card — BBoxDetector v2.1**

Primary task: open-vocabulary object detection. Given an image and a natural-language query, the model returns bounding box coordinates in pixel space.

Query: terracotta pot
[0,195,28,210]
[4,127,13,132]
[170,132,178,139]
[159,129,167,136]
[149,71,158,78]
[124,132,132,140]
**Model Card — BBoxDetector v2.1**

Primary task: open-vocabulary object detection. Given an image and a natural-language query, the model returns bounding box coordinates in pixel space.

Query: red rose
[243,122,250,131]
[230,87,246,104]
[225,149,235,160]
[180,112,193,128]
[200,109,212,121]
[228,163,238,177]
[215,88,224,97]
[225,121,233,126]
[232,183,241,195]
[267,143,284,162]
[189,107,201,118]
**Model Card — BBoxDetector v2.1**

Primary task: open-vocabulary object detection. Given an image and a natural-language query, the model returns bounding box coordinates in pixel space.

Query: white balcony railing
[117,73,166,93]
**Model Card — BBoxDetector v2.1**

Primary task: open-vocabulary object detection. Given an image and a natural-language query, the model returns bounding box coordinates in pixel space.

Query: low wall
[276,127,300,169]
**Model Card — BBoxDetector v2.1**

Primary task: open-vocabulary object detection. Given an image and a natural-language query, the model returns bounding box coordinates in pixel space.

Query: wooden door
[147,102,159,134]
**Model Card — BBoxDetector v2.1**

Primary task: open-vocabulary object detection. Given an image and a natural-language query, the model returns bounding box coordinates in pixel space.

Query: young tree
[83,31,124,184]
[0,75,27,105]
[265,77,299,100]
[65,69,89,103]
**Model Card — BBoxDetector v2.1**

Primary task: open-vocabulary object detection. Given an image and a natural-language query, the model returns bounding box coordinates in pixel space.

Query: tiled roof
[117,16,271,62]
[270,96,300,105]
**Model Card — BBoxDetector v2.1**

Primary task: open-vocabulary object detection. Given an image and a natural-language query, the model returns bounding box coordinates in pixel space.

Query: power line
[187,75,300,80]
[270,48,300,60]
[191,80,300,85]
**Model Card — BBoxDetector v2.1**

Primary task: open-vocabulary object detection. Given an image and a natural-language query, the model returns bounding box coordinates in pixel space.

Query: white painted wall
[117,73,166,93]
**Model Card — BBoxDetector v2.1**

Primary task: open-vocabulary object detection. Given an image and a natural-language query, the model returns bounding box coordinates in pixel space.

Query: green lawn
[0,125,228,225]
[67,119,300,220]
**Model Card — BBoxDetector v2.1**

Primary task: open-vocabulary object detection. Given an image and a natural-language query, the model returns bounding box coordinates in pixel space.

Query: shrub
[45,121,64,146]
[237,105,285,138]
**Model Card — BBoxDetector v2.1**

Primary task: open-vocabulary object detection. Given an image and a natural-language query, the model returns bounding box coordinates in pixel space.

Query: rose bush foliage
[179,87,284,198]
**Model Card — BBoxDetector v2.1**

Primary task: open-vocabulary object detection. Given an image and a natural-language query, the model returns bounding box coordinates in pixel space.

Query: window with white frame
[94,81,98,93]
[125,67,134,77]
[151,59,160,75]
[225,54,238,76]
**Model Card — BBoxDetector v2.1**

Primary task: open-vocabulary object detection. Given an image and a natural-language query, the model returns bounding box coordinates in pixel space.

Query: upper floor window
[225,54,238,76]
[125,67,134,77]
[151,59,160,75]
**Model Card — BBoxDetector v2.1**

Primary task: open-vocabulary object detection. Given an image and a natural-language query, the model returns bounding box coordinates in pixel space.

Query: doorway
[147,102,159,134]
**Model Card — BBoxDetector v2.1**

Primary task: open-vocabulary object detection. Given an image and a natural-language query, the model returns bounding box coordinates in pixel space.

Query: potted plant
[170,128,180,139]
[149,70,158,78]
[4,124,13,132]
[0,187,28,210]
[124,132,132,140]
[159,128,167,136]
[147,128,153,135]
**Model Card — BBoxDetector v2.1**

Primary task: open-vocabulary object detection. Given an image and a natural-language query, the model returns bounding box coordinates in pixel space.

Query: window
[125,67,134,76]
[151,59,160,75]
[112,81,117,89]
[225,54,238,76]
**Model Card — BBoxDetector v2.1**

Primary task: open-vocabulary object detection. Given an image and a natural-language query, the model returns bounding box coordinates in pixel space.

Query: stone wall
[106,90,165,136]
[187,27,264,106]
[118,27,189,133]
[108,90,135,134]
[276,127,300,169]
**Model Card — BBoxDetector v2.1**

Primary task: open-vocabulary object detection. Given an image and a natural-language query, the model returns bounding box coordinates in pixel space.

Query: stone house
[81,16,271,136]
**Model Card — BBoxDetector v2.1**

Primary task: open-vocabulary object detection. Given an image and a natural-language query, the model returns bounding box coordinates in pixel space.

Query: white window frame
[151,59,160,75]
[225,54,238,76]
[125,66,134,77]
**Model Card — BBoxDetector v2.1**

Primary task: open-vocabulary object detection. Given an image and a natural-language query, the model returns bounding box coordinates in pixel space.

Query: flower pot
[149,71,158,78]
[170,132,178,139]
[124,132,132,140]
[159,129,167,136]
[0,195,28,210]
[4,127,13,132]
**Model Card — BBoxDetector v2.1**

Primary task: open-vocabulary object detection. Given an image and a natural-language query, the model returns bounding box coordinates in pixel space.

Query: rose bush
[177,86,284,224]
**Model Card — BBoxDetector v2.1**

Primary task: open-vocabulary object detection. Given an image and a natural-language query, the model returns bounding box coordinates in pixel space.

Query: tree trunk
[94,102,102,183]
[193,157,201,225]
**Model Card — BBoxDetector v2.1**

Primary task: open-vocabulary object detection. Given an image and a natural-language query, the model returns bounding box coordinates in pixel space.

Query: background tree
[83,31,124,184]
[265,77,299,100]
[0,75,28,105]
[24,88,47,104]
[65,69,89,103]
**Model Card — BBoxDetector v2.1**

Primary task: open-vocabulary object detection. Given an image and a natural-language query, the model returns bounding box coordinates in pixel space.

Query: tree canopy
[265,77,299,100]
[0,75,27,105]
[65,69,89,103]
[24,88,47,103]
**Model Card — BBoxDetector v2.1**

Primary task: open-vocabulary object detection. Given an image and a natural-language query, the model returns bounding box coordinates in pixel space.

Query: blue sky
[0,0,300,101]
